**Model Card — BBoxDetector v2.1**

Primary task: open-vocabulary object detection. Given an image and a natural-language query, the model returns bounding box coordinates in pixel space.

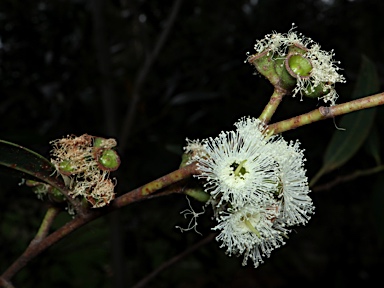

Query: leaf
[364,125,381,165]
[0,139,65,189]
[311,55,379,186]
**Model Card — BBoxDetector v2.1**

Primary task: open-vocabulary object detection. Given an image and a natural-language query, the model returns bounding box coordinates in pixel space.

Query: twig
[268,92,384,134]
[119,0,183,150]
[312,165,384,192]
[132,233,216,288]
[0,162,198,283]
[34,206,60,242]
[0,279,15,288]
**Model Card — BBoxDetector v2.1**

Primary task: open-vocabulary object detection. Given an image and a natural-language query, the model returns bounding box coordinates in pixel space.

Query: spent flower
[249,24,345,105]
[50,134,119,208]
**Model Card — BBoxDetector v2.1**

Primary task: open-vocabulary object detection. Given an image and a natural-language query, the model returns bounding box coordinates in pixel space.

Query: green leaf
[0,139,65,189]
[364,125,381,165]
[310,55,379,186]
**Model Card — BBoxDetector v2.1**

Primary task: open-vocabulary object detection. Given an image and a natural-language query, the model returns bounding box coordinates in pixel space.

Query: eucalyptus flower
[272,140,314,225]
[194,123,279,208]
[213,202,289,268]
[184,117,315,268]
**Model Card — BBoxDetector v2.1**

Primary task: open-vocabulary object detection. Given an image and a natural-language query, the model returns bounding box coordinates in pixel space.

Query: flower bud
[303,82,330,98]
[48,187,66,203]
[58,160,76,175]
[95,149,120,171]
[184,187,210,202]
[285,54,313,78]
[93,137,117,149]
[249,51,296,91]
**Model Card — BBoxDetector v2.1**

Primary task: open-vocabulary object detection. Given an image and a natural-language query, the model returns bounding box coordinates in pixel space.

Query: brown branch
[0,279,15,288]
[111,162,198,208]
[119,0,183,150]
[312,165,384,192]
[132,233,216,288]
[0,162,198,284]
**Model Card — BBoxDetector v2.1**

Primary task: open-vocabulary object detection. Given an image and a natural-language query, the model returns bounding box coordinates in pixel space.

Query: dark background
[1,0,384,287]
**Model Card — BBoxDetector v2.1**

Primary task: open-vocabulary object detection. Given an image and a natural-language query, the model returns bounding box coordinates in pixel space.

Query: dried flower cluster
[183,117,314,267]
[50,134,120,208]
[250,24,346,105]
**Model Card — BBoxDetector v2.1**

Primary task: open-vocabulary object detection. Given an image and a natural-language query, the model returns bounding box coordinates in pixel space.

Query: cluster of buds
[50,134,120,208]
[247,24,346,105]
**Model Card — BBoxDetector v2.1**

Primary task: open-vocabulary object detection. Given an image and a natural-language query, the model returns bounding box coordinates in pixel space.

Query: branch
[112,162,198,208]
[268,92,384,134]
[0,162,198,284]
[312,165,384,192]
[34,206,60,242]
[132,233,216,288]
[119,0,183,150]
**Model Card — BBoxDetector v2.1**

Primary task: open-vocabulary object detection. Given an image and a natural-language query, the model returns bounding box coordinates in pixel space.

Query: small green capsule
[94,137,117,148]
[303,82,330,98]
[98,149,120,171]
[49,187,66,203]
[93,137,104,147]
[287,54,312,78]
[59,160,75,175]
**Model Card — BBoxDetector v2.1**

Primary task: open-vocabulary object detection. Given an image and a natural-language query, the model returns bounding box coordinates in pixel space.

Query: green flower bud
[97,149,120,171]
[287,44,307,55]
[94,137,117,149]
[274,58,296,90]
[286,54,313,78]
[48,187,66,203]
[184,188,210,203]
[58,160,75,175]
[248,50,281,87]
[303,82,330,98]
[25,180,41,187]
[179,153,190,168]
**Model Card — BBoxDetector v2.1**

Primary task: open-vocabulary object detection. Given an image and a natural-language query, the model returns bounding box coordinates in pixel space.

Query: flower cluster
[183,117,314,267]
[50,134,120,208]
[249,24,346,105]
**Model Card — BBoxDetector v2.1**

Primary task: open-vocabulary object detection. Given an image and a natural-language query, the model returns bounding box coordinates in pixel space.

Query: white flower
[273,140,314,225]
[185,117,315,268]
[213,202,289,268]
[195,122,278,208]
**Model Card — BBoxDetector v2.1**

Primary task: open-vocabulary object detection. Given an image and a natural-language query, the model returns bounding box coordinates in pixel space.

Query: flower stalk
[258,88,287,124]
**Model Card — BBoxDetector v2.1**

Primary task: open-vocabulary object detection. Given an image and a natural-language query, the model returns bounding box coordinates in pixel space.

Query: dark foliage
[1,0,384,287]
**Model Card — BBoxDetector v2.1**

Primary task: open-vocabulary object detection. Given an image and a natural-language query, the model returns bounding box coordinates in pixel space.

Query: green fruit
[287,54,312,77]
[59,160,75,175]
[98,149,120,171]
